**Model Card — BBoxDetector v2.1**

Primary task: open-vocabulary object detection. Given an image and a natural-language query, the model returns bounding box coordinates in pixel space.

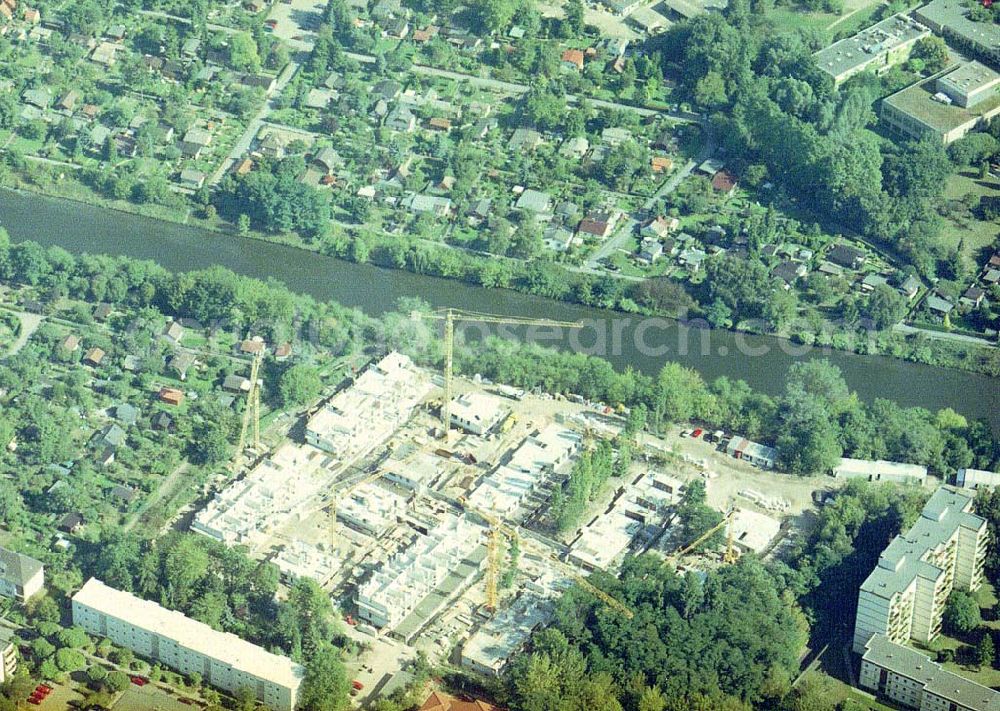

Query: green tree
[298,644,350,711]
[229,32,261,72]
[943,590,982,635]
[278,364,323,407]
[867,284,908,330]
[105,671,130,693]
[54,648,87,672]
[977,632,995,670]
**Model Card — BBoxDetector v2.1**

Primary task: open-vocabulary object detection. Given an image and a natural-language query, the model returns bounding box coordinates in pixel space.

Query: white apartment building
[0,546,44,602]
[72,579,304,711]
[449,391,508,435]
[380,448,441,492]
[0,627,16,683]
[860,634,1000,710]
[305,352,431,458]
[467,425,581,516]
[191,442,330,548]
[356,515,483,630]
[853,487,988,654]
[336,482,406,537]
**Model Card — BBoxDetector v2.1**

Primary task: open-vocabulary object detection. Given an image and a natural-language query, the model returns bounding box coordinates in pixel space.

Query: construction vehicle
[410,309,584,439]
[459,498,634,619]
[231,350,263,472]
[669,506,740,565]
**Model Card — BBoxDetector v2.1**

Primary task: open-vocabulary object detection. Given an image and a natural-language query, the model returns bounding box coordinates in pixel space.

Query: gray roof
[860,487,984,600]
[863,635,1000,710]
[813,14,929,81]
[115,403,139,425]
[916,0,1000,58]
[515,189,551,213]
[0,546,43,588]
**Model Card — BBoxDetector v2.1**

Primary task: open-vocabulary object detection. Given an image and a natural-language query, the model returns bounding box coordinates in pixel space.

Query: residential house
[56,90,79,112]
[0,546,44,601]
[274,343,292,361]
[559,136,589,159]
[169,352,196,380]
[515,189,552,214]
[179,168,206,189]
[240,338,266,355]
[110,485,137,505]
[61,334,80,352]
[385,17,409,38]
[560,49,584,70]
[93,303,112,321]
[772,260,808,285]
[641,216,678,240]
[899,274,921,299]
[162,321,184,343]
[651,155,673,173]
[679,247,707,272]
[90,41,118,66]
[386,106,416,132]
[711,169,738,195]
[418,690,501,711]
[152,412,173,431]
[427,117,451,131]
[402,193,453,217]
[601,127,631,146]
[83,347,105,367]
[312,147,342,174]
[961,286,985,307]
[637,239,663,263]
[508,128,543,152]
[373,80,402,101]
[158,387,184,406]
[223,375,251,393]
[826,244,866,269]
[58,513,84,534]
[114,404,139,426]
[22,7,38,23]
[577,211,616,238]
[21,87,51,109]
[926,294,955,315]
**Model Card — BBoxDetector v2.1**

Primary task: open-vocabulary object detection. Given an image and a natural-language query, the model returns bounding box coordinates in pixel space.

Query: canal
[1,188,997,427]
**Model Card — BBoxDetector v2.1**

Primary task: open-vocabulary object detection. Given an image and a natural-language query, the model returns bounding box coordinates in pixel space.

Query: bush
[88,665,108,685]
[54,647,86,672]
[105,671,130,694]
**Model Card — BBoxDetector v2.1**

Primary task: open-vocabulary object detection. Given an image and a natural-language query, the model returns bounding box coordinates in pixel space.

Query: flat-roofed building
[916,0,1000,65]
[956,468,1000,490]
[882,61,1000,145]
[449,391,508,435]
[834,457,928,485]
[726,437,777,469]
[305,352,431,458]
[853,487,988,654]
[356,515,483,631]
[72,579,304,711]
[462,590,554,676]
[336,482,406,537]
[0,546,44,602]
[814,14,929,86]
[860,634,1000,710]
[380,447,441,492]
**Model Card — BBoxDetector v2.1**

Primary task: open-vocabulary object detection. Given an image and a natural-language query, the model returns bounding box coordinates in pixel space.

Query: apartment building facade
[860,634,1000,710]
[0,627,16,683]
[72,579,304,711]
[853,487,988,654]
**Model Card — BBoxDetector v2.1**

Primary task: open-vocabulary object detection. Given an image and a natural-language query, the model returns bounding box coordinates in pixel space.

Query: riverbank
[2,167,998,380]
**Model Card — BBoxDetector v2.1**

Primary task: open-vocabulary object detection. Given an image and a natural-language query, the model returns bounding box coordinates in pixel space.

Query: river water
[1,188,997,427]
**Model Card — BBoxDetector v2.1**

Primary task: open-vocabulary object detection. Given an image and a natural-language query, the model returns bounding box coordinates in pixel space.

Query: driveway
[3,310,43,357]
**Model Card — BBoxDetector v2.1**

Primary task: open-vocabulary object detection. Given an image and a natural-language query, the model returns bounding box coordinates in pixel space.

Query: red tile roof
[560,49,584,69]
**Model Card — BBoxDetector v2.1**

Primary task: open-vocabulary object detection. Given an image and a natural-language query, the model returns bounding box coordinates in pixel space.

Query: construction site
[187,309,845,704]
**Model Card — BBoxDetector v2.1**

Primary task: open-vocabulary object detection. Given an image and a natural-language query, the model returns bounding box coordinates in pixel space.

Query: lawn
[918,583,1000,689]
[768,0,883,41]
[939,170,1000,262]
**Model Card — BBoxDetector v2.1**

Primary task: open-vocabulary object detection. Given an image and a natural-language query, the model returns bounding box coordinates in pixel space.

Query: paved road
[210,59,301,185]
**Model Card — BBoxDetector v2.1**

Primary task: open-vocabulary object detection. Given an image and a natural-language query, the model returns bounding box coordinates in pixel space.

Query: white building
[449,391,508,435]
[956,468,1000,490]
[271,541,338,586]
[72,579,304,711]
[729,509,781,555]
[305,352,431,459]
[569,470,678,570]
[380,448,441,492]
[356,515,483,631]
[191,442,331,547]
[860,634,1000,710]
[0,628,16,683]
[834,458,928,486]
[0,546,44,602]
[337,482,406,537]
[462,591,554,676]
[467,425,581,517]
[853,487,988,654]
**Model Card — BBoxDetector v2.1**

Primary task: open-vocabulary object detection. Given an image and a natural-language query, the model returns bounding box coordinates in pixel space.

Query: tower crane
[668,506,740,565]
[459,498,634,619]
[410,309,584,438]
[231,350,263,472]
